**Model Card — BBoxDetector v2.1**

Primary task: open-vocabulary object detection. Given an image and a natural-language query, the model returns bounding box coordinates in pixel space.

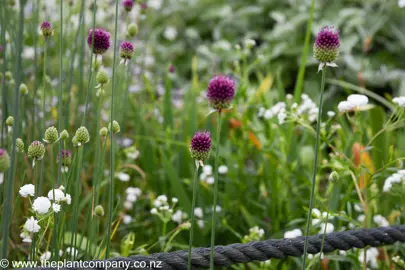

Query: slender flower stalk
[206,75,235,269]
[1,0,24,259]
[302,26,340,269]
[106,0,120,259]
[188,131,211,270]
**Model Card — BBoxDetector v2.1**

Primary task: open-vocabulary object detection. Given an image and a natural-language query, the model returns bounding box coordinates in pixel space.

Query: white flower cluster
[20,185,71,243]
[258,94,320,125]
[171,209,188,225]
[243,226,265,242]
[358,247,379,269]
[124,187,142,210]
[151,195,180,224]
[337,94,369,113]
[312,208,334,234]
[125,146,140,160]
[194,207,205,229]
[284,228,303,238]
[200,165,228,185]
[116,172,131,182]
[393,96,405,107]
[383,170,405,192]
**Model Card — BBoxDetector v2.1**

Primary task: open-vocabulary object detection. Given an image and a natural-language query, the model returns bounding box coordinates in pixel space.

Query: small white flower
[32,197,51,214]
[25,217,41,233]
[151,208,158,215]
[197,220,204,229]
[354,203,363,212]
[312,208,321,218]
[40,251,51,261]
[154,195,168,207]
[126,193,137,203]
[164,26,178,41]
[203,165,213,175]
[347,94,368,107]
[194,207,203,219]
[171,210,183,224]
[327,111,336,117]
[358,247,379,268]
[373,215,389,227]
[337,101,355,113]
[123,215,132,224]
[47,189,65,201]
[284,229,302,238]
[319,222,334,234]
[124,201,133,210]
[172,197,178,204]
[52,203,61,213]
[399,0,405,8]
[19,184,35,197]
[393,96,405,107]
[286,94,293,100]
[218,165,228,174]
[126,187,142,197]
[116,172,130,182]
[206,177,215,185]
[65,193,72,205]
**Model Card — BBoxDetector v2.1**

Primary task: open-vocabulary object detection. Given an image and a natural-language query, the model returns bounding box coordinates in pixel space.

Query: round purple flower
[314,26,340,63]
[57,150,72,166]
[190,131,211,161]
[120,41,134,62]
[0,148,10,172]
[168,64,175,73]
[123,0,134,11]
[40,21,54,37]
[87,28,111,55]
[207,76,235,110]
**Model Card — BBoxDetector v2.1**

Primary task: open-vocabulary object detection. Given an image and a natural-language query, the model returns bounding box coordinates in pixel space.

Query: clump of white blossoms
[151,195,181,226]
[171,210,188,225]
[123,187,142,210]
[124,146,140,160]
[284,228,303,238]
[243,226,265,243]
[373,215,389,227]
[358,247,379,269]
[22,217,41,243]
[32,197,52,214]
[19,184,35,197]
[383,170,405,192]
[311,208,334,234]
[392,96,405,107]
[258,94,319,125]
[200,164,214,185]
[337,94,369,113]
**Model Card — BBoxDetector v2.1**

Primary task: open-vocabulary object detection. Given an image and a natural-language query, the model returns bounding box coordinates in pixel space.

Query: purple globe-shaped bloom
[314,26,340,63]
[207,76,235,110]
[40,21,54,37]
[123,0,134,11]
[190,131,211,161]
[87,28,111,55]
[120,41,134,60]
[57,150,72,166]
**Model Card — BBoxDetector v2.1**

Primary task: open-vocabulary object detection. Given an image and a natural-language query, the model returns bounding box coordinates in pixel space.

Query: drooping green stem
[302,67,327,269]
[210,111,222,270]
[187,164,200,270]
[0,0,24,259]
[105,0,120,258]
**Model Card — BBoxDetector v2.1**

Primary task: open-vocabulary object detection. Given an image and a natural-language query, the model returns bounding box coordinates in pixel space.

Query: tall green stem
[187,165,200,270]
[0,0,24,259]
[105,0,119,258]
[302,68,327,269]
[210,111,222,270]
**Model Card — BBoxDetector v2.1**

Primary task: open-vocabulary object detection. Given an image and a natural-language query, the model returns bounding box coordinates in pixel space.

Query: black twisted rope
[33,225,405,270]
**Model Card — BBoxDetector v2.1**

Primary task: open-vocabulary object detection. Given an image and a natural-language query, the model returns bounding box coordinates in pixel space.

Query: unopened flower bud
[44,126,59,144]
[16,138,24,153]
[0,148,10,172]
[108,121,120,134]
[19,83,28,95]
[28,141,45,161]
[74,126,90,145]
[60,130,69,141]
[94,205,105,217]
[127,23,138,37]
[6,116,14,126]
[329,171,339,182]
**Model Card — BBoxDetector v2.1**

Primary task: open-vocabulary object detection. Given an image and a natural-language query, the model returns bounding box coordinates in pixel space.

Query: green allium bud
[0,148,10,172]
[74,126,90,145]
[72,136,79,147]
[60,129,69,141]
[99,127,108,137]
[94,205,105,217]
[19,83,28,95]
[127,23,138,37]
[96,70,109,85]
[329,171,339,182]
[5,71,12,81]
[44,126,59,144]
[108,120,120,134]
[16,138,24,153]
[28,141,45,160]
[6,116,14,126]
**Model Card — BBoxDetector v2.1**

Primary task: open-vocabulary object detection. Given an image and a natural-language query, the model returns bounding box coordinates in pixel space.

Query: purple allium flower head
[0,148,10,172]
[190,131,211,161]
[140,2,148,9]
[314,26,340,63]
[87,28,111,55]
[57,150,72,166]
[123,0,134,11]
[40,21,54,37]
[168,64,175,73]
[207,75,235,110]
[120,41,134,62]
